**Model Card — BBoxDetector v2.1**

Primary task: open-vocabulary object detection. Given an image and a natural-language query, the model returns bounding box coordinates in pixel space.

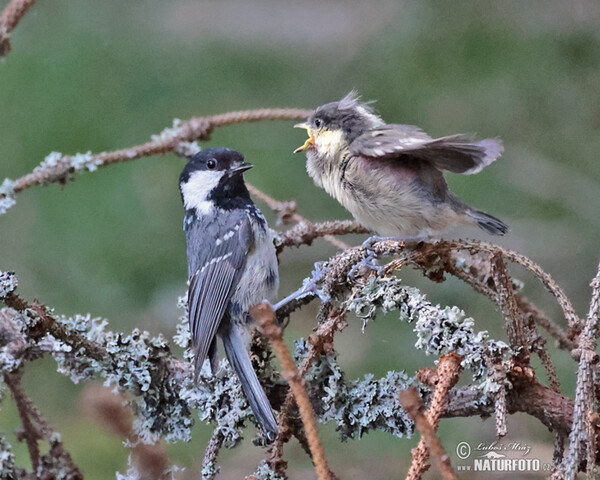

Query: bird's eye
[314,118,323,128]
[207,159,217,170]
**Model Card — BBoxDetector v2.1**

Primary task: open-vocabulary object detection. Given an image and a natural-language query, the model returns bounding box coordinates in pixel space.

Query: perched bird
[179,147,279,441]
[294,92,508,238]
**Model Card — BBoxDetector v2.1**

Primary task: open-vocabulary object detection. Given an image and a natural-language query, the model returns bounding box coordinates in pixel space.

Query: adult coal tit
[179,147,279,441]
[294,91,508,238]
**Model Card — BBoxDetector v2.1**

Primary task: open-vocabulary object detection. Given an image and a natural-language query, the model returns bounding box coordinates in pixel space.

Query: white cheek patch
[181,170,223,215]
[315,129,346,158]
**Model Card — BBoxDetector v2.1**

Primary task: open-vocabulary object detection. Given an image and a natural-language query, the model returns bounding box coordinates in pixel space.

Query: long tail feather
[221,325,278,441]
[467,209,509,235]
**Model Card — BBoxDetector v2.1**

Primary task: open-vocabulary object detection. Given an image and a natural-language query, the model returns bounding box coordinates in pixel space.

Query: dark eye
[207,159,217,169]
[314,118,323,128]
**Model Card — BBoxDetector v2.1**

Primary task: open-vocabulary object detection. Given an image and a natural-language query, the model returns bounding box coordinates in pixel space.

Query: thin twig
[404,353,462,480]
[490,251,531,362]
[4,369,41,471]
[201,430,223,480]
[251,302,331,480]
[0,0,36,57]
[266,305,346,477]
[400,388,457,480]
[247,183,355,251]
[4,108,310,197]
[563,259,600,478]
[455,240,581,332]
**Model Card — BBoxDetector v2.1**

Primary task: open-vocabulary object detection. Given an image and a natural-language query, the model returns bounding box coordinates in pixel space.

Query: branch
[404,353,462,480]
[4,369,41,471]
[400,387,457,480]
[0,0,36,57]
[0,108,311,215]
[252,302,332,480]
[247,183,360,252]
[562,258,600,478]
[200,430,223,480]
[274,219,367,254]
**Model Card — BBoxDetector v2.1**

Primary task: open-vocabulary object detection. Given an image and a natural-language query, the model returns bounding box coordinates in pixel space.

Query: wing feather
[186,215,254,381]
[351,125,503,174]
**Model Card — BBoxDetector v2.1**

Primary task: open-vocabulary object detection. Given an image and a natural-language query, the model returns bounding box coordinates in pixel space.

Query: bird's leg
[272,261,331,327]
[273,279,318,313]
[362,233,428,254]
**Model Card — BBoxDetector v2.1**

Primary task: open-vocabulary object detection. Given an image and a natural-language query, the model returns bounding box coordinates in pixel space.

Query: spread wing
[350,124,503,174]
[187,215,254,380]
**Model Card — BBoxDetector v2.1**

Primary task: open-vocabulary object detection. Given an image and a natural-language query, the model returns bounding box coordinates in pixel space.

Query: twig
[266,305,346,477]
[490,251,530,362]
[4,108,310,198]
[201,430,223,480]
[563,259,600,478]
[251,302,331,480]
[3,291,109,363]
[400,389,457,480]
[247,183,356,251]
[0,0,36,57]
[455,240,581,332]
[274,219,367,253]
[404,353,462,480]
[4,369,41,471]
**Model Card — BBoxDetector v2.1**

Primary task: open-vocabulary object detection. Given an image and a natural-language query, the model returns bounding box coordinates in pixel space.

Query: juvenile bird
[294,92,508,238]
[179,147,279,441]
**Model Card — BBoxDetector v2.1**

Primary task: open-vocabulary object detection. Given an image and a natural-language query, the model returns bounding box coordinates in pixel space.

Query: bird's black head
[309,91,384,143]
[179,147,253,212]
[179,147,251,184]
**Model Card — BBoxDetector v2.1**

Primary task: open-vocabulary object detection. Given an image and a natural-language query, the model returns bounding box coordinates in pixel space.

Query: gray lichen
[344,275,512,383]
[0,434,16,480]
[0,271,17,298]
[251,460,286,480]
[0,179,16,216]
[296,339,415,440]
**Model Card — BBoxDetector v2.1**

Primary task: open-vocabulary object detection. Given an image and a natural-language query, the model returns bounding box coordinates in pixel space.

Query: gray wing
[187,215,254,381]
[350,124,503,174]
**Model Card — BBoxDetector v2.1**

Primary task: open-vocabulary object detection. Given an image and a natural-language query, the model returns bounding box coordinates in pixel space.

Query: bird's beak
[231,161,253,174]
[293,123,314,153]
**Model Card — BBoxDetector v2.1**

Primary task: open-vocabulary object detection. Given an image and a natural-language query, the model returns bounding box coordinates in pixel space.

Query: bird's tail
[221,324,278,442]
[466,209,509,236]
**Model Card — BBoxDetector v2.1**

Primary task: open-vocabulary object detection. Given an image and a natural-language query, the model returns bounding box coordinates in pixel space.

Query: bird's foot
[362,234,427,254]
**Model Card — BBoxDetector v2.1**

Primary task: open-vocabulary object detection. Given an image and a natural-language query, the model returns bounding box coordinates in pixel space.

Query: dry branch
[562,259,600,478]
[252,302,331,480]
[7,109,309,196]
[404,353,462,480]
[400,388,457,480]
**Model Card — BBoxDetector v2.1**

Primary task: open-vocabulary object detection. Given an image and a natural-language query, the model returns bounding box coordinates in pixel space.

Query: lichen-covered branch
[0,109,310,215]
[561,259,600,479]
[1,228,598,478]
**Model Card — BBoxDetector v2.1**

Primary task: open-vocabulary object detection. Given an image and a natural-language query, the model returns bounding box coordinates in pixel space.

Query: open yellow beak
[293,123,314,153]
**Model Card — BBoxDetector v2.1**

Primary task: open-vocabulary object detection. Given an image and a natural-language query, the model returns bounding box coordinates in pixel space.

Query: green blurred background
[1,1,599,478]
